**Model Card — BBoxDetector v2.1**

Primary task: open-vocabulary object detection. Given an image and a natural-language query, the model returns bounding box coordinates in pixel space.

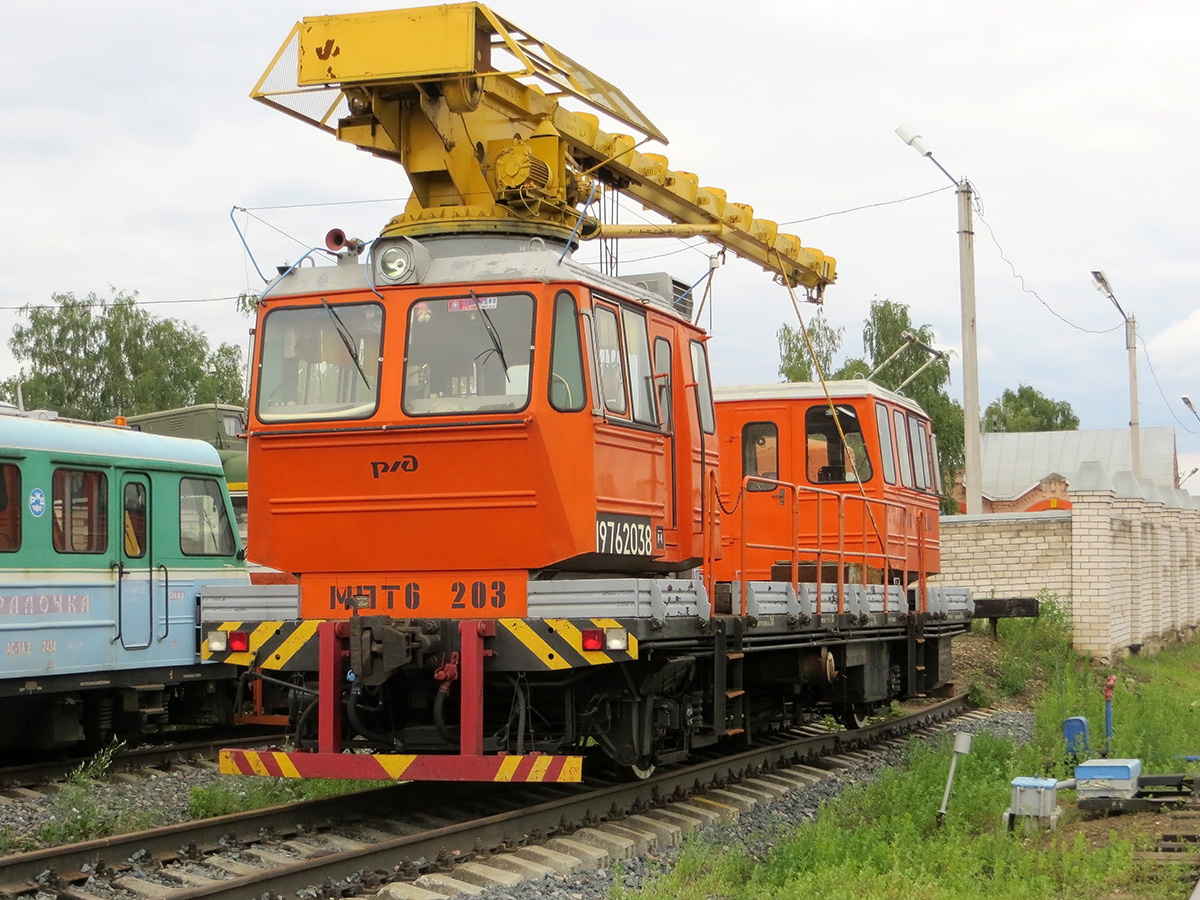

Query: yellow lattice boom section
[251,3,836,294]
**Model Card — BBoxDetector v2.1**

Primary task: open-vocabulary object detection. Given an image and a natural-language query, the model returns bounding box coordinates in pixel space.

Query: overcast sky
[5,2,1199,484]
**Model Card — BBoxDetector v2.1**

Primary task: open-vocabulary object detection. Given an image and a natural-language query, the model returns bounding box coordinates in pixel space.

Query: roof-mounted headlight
[379,245,412,282]
[374,237,428,285]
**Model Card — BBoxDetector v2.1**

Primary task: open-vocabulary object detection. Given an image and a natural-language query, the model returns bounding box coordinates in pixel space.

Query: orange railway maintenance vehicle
[204,3,973,783]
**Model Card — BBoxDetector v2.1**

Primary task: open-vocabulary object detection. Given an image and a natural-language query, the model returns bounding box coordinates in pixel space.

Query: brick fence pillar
[1070,461,1116,662]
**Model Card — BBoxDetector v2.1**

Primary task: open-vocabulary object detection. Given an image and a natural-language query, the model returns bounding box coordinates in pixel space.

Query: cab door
[118,475,153,650]
[738,411,791,581]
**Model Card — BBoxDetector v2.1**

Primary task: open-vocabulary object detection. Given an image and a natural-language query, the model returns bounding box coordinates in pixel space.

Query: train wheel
[629,758,657,780]
[836,704,872,730]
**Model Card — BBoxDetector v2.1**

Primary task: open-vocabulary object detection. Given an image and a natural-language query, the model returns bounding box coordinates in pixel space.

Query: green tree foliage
[777,298,964,513]
[860,299,964,507]
[777,310,846,382]
[2,290,245,420]
[984,383,1079,433]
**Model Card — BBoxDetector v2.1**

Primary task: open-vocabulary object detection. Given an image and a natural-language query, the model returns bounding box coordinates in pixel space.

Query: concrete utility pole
[1092,270,1139,479]
[896,124,982,514]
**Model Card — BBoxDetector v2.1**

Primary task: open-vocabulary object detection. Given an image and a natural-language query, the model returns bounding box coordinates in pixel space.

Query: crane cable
[774,251,888,565]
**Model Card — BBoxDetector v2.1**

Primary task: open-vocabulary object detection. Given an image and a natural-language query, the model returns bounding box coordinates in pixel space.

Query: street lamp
[895,124,982,514]
[1180,467,1198,489]
[1183,394,1198,422]
[1091,270,1139,478]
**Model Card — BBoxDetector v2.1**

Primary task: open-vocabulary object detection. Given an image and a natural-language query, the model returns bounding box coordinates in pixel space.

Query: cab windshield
[257,302,383,422]
[403,293,535,415]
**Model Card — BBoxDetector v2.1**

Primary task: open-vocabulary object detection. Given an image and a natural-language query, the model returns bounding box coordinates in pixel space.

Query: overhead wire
[971,194,1193,434]
[1138,333,1199,435]
[973,206,1121,336]
[779,185,954,225]
[0,294,244,312]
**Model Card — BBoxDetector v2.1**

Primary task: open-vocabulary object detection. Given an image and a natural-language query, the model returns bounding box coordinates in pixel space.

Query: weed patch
[189,777,369,819]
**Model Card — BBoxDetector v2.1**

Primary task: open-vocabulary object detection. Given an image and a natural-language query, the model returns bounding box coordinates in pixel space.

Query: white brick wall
[934,495,1200,663]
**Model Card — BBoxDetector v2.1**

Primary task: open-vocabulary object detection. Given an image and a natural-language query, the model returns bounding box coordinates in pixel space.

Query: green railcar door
[118,475,153,650]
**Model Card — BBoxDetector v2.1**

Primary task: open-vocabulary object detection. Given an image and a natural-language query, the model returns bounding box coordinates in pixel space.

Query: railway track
[0,729,287,792]
[0,697,970,900]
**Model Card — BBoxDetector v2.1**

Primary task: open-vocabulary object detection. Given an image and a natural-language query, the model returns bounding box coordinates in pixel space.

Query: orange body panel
[712,391,942,586]
[247,281,711,618]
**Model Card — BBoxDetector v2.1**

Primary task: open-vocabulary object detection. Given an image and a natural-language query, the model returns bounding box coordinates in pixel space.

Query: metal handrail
[735,477,930,616]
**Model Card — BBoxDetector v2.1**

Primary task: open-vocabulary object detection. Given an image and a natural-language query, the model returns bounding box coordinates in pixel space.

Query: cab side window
[743,422,779,491]
[689,340,716,434]
[892,408,914,488]
[875,402,897,485]
[654,338,672,430]
[549,291,586,412]
[805,405,873,484]
[594,306,628,416]
[621,308,658,426]
[908,414,932,491]
[180,477,237,557]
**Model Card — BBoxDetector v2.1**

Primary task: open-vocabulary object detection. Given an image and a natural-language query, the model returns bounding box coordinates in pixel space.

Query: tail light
[228,630,250,652]
[581,628,604,651]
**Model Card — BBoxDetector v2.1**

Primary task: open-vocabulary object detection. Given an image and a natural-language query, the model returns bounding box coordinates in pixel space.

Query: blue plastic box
[1074,758,1141,799]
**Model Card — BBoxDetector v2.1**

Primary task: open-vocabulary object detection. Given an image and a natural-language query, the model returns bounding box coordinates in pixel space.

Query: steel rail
[0,698,966,900]
[0,730,287,791]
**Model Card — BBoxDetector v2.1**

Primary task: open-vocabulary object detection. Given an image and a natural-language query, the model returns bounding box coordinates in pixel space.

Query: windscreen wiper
[321,298,370,388]
[468,289,510,376]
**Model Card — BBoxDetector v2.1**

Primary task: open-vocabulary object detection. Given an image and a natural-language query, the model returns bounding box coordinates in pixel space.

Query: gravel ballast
[0,711,1035,900]
[473,710,1035,900]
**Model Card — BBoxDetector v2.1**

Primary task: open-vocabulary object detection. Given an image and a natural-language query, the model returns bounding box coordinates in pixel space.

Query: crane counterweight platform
[251,2,836,295]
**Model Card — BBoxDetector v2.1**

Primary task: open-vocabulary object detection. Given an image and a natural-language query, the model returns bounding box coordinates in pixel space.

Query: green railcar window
[123,482,147,559]
[179,478,237,557]
[0,464,20,552]
[52,469,108,554]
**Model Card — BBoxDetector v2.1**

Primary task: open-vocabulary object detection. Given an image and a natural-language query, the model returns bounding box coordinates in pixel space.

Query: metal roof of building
[980,427,1177,501]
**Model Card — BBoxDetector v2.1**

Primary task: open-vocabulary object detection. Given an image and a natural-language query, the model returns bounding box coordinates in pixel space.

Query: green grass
[189,776,372,819]
[620,590,1200,899]
[0,780,167,854]
[632,734,1173,900]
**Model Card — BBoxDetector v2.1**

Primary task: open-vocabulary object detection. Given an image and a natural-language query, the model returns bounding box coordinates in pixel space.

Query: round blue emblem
[29,488,46,518]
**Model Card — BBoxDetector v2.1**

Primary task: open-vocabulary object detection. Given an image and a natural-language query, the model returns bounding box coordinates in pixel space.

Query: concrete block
[744,776,790,797]
[568,826,636,858]
[643,807,704,835]
[626,813,683,846]
[487,853,556,879]
[685,796,740,820]
[377,885,453,900]
[546,837,609,867]
[707,787,762,810]
[414,873,484,897]
[451,862,526,888]
[669,800,723,825]
[112,875,175,899]
[598,822,654,854]
[516,844,587,874]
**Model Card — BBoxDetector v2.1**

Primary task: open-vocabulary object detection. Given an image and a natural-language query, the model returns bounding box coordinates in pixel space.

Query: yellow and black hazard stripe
[491,617,639,671]
[201,620,321,671]
[221,748,583,782]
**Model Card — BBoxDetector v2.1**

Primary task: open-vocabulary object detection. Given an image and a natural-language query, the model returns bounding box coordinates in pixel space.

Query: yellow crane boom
[251,3,836,296]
